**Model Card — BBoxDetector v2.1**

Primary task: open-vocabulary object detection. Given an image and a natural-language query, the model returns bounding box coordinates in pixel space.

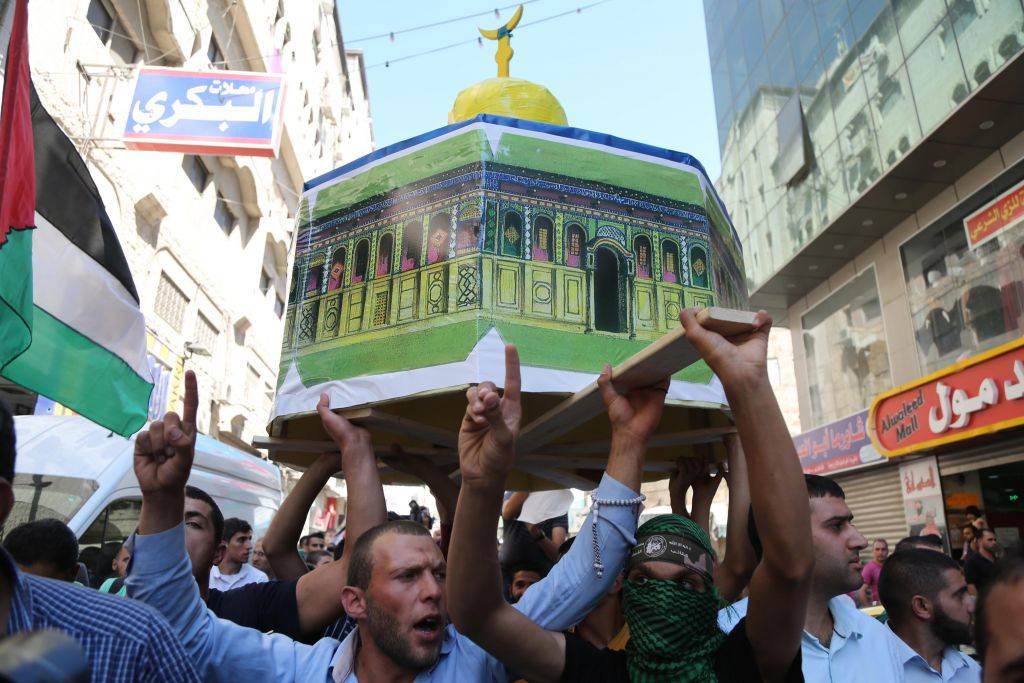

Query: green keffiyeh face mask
[622,515,726,683]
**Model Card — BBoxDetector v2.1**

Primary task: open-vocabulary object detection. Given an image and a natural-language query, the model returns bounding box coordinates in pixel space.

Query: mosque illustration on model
[277,6,746,393]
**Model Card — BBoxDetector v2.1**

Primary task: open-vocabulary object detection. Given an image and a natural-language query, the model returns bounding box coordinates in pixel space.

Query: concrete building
[0,0,374,456]
[704,0,1024,557]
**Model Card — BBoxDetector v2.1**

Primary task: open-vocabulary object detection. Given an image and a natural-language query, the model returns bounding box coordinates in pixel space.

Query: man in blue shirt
[878,549,980,682]
[126,358,647,682]
[0,399,198,682]
[718,473,904,682]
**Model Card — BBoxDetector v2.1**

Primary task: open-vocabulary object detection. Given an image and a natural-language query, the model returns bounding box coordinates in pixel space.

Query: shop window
[327,247,345,291]
[633,235,652,279]
[427,214,449,264]
[662,240,679,283]
[565,224,585,267]
[352,240,369,283]
[502,211,523,257]
[401,221,422,271]
[532,215,553,262]
[900,172,1024,374]
[376,233,394,277]
[801,267,891,428]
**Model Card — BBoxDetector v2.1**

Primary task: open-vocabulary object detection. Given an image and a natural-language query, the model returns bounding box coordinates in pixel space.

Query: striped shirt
[3,548,199,682]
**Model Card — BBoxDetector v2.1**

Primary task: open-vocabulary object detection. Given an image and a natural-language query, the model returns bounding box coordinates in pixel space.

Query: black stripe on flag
[30,85,139,302]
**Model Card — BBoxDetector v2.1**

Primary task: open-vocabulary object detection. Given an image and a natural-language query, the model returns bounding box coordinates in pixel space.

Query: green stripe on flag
[2,305,151,435]
[0,228,32,369]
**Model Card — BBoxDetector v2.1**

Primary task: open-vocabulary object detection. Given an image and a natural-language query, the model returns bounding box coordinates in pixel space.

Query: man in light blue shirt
[878,548,980,682]
[718,474,905,682]
[126,362,648,682]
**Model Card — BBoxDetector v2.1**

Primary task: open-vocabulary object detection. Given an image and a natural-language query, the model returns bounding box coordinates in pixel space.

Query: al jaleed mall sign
[869,337,1024,458]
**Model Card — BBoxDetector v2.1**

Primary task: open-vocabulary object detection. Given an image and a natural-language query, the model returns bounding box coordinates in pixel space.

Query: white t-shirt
[209,563,268,592]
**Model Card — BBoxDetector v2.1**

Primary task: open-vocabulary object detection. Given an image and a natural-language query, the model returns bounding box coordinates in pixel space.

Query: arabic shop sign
[793,410,883,476]
[963,177,1024,250]
[123,67,285,157]
[869,336,1024,458]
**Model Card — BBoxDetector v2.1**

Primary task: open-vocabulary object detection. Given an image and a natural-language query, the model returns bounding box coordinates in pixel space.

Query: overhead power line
[347,1,545,45]
[366,0,614,70]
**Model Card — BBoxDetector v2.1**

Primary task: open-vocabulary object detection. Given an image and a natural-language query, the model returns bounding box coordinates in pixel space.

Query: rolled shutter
[833,463,907,560]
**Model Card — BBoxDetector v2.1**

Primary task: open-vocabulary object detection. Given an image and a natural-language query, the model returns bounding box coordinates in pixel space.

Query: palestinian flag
[0,0,151,435]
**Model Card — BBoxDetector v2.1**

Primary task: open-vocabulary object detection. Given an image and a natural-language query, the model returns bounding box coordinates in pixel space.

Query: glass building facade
[705,0,1024,293]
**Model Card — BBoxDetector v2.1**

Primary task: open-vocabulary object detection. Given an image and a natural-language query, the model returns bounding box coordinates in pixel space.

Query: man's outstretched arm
[680,308,813,681]
[447,347,668,683]
[291,401,383,637]
[263,453,337,581]
[714,434,757,603]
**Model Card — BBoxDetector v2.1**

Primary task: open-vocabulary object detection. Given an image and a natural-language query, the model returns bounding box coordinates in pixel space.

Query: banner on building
[793,409,883,475]
[869,336,1024,458]
[963,177,1024,250]
[899,456,949,551]
[123,67,286,157]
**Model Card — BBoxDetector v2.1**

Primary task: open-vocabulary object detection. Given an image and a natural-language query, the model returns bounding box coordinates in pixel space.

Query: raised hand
[669,455,706,515]
[690,459,725,510]
[316,393,372,456]
[134,369,199,497]
[458,344,522,487]
[597,364,669,443]
[679,307,772,390]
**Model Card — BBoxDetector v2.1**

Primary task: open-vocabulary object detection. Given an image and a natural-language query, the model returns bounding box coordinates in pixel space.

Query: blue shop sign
[123,67,285,157]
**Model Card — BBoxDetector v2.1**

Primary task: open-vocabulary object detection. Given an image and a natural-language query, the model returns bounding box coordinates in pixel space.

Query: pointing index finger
[182,370,199,431]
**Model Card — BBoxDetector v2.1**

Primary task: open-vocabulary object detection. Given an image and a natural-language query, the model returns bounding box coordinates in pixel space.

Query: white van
[4,415,281,583]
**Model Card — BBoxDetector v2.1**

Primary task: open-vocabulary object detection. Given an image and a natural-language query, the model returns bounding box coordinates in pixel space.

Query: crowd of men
[0,308,1021,681]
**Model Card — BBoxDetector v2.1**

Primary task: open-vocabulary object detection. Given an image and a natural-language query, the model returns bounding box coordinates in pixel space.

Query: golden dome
[448,77,568,126]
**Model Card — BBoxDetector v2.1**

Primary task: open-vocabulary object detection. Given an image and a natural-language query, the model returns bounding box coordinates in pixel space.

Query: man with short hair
[879,549,980,681]
[166,461,367,642]
[3,518,80,582]
[720,473,905,681]
[100,542,130,596]
[303,531,326,555]
[252,538,275,579]
[126,357,648,682]
[507,562,543,603]
[210,517,267,591]
[0,400,198,680]
[965,528,1000,596]
[896,534,945,554]
[860,538,889,606]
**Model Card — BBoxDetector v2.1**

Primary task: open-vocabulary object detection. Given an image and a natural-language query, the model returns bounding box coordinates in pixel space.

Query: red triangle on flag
[0,0,35,248]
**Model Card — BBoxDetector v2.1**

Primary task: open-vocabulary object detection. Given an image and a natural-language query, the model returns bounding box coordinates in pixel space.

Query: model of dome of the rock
[265,9,749,489]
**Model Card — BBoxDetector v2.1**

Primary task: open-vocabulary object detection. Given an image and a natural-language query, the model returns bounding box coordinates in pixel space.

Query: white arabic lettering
[1006,360,1024,401]
[931,377,1001,434]
[130,92,167,132]
[130,81,272,133]
[929,381,953,434]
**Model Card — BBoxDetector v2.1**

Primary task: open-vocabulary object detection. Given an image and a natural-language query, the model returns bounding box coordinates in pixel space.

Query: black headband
[629,533,715,582]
